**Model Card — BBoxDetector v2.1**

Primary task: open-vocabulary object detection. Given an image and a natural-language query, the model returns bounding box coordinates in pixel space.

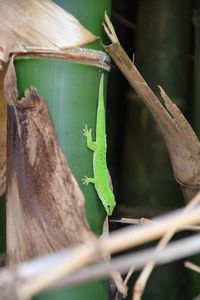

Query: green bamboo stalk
[13,1,111,299]
[119,1,191,299]
[15,58,108,236]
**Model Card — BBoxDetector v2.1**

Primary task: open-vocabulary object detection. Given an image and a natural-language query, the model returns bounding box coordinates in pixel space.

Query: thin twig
[16,203,200,299]
[133,189,200,300]
[115,266,135,300]
[22,234,200,292]
[18,244,99,299]
[102,216,128,296]
[111,218,200,231]
[185,261,200,274]
[111,218,152,225]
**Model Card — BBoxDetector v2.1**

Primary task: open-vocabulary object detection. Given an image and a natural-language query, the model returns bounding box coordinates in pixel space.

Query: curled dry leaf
[4,57,94,265]
[103,12,200,203]
[0,0,98,63]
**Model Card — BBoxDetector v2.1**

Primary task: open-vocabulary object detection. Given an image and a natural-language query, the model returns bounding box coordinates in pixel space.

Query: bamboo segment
[4,58,94,265]
[15,56,108,236]
[18,59,110,299]
[11,1,112,299]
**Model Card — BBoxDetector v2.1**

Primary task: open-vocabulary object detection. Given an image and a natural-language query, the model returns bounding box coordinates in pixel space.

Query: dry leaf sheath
[0,0,98,63]
[103,12,200,203]
[4,57,94,265]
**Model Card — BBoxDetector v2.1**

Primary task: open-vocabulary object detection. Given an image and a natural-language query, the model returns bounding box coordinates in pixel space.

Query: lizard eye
[107,205,111,215]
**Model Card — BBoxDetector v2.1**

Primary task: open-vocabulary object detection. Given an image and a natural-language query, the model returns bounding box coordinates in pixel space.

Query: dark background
[107,1,200,299]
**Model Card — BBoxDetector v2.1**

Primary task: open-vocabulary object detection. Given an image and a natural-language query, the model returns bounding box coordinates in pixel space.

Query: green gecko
[82,73,116,216]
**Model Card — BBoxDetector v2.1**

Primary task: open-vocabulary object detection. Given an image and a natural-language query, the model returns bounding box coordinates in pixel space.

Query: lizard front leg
[83,125,97,151]
[82,176,96,185]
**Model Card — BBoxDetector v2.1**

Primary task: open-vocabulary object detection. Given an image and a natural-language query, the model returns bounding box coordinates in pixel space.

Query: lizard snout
[107,205,111,215]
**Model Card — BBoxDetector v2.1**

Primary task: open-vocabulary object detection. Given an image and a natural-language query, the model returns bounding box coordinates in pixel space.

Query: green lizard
[82,73,116,216]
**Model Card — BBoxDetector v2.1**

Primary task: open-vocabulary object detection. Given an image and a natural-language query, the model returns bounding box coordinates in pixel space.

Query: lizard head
[104,193,116,216]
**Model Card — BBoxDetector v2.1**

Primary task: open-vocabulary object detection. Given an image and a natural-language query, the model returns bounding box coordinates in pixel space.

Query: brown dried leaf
[4,57,94,265]
[0,0,98,63]
[103,12,200,202]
